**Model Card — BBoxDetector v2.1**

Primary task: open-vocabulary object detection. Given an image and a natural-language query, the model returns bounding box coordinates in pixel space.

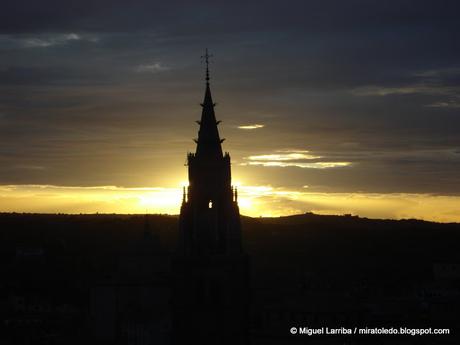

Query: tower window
[208,201,213,209]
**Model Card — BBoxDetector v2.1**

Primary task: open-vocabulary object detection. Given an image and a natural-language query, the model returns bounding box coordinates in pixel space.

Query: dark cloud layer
[1,0,460,194]
[2,1,460,34]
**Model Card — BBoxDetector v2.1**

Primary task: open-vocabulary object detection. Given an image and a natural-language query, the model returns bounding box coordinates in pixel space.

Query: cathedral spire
[174,54,248,345]
[195,49,223,158]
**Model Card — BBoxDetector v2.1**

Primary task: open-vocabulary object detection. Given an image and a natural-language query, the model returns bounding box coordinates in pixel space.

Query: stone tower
[172,50,250,345]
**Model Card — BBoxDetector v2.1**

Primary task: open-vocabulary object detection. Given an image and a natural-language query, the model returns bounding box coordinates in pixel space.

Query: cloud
[426,101,460,108]
[247,151,321,161]
[351,84,457,97]
[413,67,460,79]
[13,165,46,171]
[246,161,351,169]
[135,62,169,73]
[238,124,265,130]
[2,1,460,37]
[351,67,460,108]
[0,33,98,49]
[349,66,460,113]
[243,150,351,169]
[23,33,81,47]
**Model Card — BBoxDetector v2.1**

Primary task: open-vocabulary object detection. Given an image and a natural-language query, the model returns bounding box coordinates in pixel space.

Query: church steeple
[195,49,223,158]
[173,51,250,345]
[179,49,240,255]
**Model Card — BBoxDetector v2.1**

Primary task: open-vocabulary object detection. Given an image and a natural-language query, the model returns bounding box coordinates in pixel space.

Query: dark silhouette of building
[172,50,250,345]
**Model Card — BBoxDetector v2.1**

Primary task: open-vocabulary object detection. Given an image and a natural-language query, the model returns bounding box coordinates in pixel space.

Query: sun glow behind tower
[1,183,460,222]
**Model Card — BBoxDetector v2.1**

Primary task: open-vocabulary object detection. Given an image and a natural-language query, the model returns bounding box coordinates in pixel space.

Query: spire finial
[201,48,213,84]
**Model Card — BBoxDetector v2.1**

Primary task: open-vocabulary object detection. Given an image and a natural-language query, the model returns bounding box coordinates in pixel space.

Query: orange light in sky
[1,184,459,223]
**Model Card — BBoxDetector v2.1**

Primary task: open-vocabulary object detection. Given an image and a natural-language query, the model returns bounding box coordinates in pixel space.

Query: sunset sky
[1,1,460,221]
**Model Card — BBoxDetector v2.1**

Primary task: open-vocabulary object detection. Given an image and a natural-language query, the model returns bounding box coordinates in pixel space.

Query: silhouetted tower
[172,50,250,345]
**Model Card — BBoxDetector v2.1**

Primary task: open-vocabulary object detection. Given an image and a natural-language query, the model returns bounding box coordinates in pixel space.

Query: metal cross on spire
[201,48,213,83]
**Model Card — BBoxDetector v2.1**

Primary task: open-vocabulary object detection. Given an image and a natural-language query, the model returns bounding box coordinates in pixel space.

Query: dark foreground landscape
[1,212,459,344]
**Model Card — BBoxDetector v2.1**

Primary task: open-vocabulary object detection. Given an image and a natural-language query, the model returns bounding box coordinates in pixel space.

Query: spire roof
[195,49,223,158]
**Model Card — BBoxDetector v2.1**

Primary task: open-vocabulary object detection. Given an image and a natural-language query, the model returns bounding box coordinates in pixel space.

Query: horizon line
[0,211,457,225]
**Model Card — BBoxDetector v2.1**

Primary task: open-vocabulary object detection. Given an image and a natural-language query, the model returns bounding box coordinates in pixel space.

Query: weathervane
[201,48,213,83]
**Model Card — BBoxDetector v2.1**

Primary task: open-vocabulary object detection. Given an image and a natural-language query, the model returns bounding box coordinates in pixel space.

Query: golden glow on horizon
[1,184,460,223]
